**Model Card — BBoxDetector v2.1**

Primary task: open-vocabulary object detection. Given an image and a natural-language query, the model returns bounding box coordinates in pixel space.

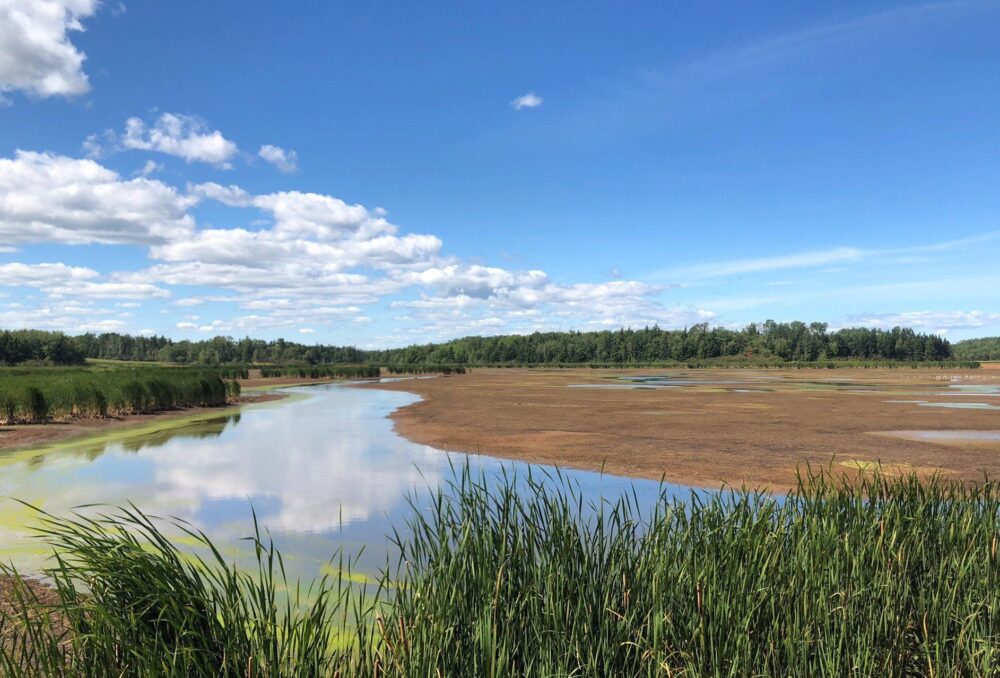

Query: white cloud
[298,327,315,334]
[188,181,253,206]
[253,191,391,240]
[50,280,168,299]
[0,0,98,98]
[0,262,167,299]
[258,144,298,173]
[0,150,197,245]
[136,159,162,177]
[511,92,543,110]
[390,272,714,341]
[0,262,96,286]
[397,265,544,299]
[121,113,239,167]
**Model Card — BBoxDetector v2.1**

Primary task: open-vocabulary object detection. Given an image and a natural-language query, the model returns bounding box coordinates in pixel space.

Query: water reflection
[0,383,685,579]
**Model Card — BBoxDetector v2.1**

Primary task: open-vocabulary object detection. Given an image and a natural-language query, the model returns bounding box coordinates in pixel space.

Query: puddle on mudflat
[885,399,1000,410]
[935,385,1000,397]
[609,375,889,392]
[872,430,1000,443]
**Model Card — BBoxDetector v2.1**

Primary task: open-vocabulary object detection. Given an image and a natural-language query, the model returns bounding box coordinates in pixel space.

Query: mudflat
[365,368,1000,490]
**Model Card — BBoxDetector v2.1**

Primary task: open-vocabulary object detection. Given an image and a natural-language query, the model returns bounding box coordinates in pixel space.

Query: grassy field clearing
[1,467,996,676]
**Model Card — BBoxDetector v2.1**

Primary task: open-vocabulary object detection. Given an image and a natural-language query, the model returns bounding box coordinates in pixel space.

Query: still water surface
[0,382,689,579]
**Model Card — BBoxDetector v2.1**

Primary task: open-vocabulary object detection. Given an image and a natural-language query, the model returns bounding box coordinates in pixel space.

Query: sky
[1,0,999,347]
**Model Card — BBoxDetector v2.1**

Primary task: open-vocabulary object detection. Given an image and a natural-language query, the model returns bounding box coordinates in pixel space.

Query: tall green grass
[1,467,997,676]
[0,366,229,422]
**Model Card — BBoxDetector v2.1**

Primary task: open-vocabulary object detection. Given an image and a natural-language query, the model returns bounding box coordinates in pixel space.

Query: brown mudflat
[364,368,1000,491]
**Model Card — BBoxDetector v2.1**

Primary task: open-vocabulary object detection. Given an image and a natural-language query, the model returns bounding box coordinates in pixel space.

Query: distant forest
[952,337,1000,361]
[367,323,953,365]
[0,322,960,367]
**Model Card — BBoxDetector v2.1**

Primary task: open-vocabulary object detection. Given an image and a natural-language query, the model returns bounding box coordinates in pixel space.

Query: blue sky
[1,0,999,347]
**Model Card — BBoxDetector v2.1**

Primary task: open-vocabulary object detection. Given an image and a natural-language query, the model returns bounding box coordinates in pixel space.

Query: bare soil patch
[363,368,1000,491]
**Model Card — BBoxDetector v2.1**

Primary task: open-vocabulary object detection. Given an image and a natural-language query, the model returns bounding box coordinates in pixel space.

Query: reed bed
[382,364,467,375]
[0,366,229,423]
[257,365,381,379]
[1,467,997,676]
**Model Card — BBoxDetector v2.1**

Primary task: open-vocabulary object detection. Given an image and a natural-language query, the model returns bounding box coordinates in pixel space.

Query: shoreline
[0,375,380,457]
[0,391,286,456]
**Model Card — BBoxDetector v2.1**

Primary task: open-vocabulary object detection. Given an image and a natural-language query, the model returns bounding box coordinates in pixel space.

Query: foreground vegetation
[1,322,963,368]
[1,467,997,676]
[0,366,229,423]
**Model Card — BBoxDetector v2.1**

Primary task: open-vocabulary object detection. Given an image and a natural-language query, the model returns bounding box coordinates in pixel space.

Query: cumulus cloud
[511,92,543,110]
[0,150,197,245]
[187,181,253,207]
[121,113,240,167]
[0,261,96,285]
[402,265,548,299]
[0,0,98,98]
[254,191,391,240]
[0,261,168,299]
[0,304,126,332]
[0,149,703,338]
[390,270,715,341]
[258,144,298,172]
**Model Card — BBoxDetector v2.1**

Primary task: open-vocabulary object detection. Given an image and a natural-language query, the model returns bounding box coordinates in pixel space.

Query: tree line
[368,322,954,365]
[0,330,86,366]
[72,332,366,365]
[953,337,1000,361]
[0,322,958,368]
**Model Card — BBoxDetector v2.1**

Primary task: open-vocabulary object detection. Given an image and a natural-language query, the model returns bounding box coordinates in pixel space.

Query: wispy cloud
[675,1,974,83]
[842,310,1000,333]
[672,247,866,280]
[535,1,992,148]
[665,232,1000,281]
[259,144,298,173]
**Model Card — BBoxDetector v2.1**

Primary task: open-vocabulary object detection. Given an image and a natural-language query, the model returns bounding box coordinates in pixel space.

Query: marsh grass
[1,466,997,676]
[0,367,229,423]
[382,364,467,375]
[257,365,380,379]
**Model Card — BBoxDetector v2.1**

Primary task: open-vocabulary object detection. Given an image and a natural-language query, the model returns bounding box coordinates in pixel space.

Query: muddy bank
[363,368,1000,491]
[0,392,284,454]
